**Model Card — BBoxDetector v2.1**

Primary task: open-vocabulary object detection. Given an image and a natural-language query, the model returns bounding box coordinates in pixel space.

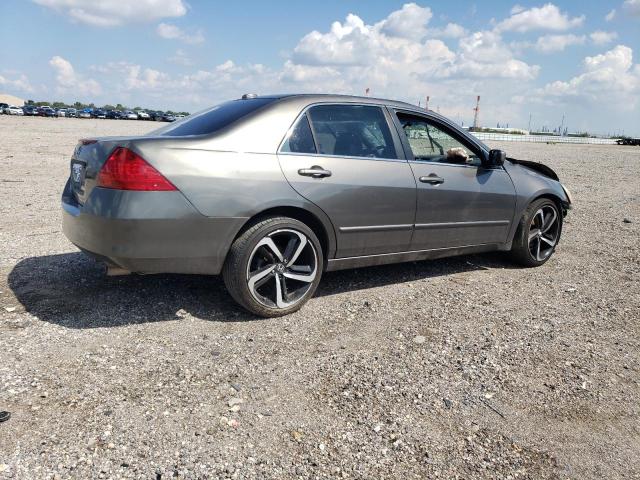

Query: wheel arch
[504,191,566,249]
[531,192,565,213]
[230,205,337,269]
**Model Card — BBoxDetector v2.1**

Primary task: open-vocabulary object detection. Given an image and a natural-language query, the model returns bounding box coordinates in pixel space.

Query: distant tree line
[24,99,190,116]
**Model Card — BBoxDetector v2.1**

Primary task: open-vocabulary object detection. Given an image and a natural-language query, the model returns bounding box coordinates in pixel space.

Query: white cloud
[534,34,586,53]
[496,3,585,33]
[429,23,468,39]
[378,3,432,40]
[156,23,204,44]
[0,73,34,93]
[49,56,101,96]
[123,65,169,90]
[292,14,376,66]
[32,0,187,27]
[623,0,640,16]
[290,10,537,82]
[590,30,618,45]
[448,30,539,78]
[538,45,640,109]
[605,9,616,21]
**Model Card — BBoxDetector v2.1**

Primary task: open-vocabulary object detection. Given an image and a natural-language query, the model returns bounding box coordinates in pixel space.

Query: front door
[278,104,416,258]
[393,111,516,251]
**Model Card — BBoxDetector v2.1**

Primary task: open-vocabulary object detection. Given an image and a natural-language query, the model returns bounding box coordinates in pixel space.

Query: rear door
[277,104,416,258]
[392,110,516,251]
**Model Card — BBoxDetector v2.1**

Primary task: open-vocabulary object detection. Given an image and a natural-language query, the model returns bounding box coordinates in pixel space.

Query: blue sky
[1,1,639,135]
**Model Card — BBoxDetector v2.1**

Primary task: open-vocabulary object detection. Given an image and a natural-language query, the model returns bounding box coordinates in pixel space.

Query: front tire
[223,217,323,317]
[510,198,562,267]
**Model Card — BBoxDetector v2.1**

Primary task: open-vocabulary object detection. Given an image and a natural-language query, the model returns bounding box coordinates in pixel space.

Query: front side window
[281,114,316,154]
[307,105,395,159]
[397,113,481,166]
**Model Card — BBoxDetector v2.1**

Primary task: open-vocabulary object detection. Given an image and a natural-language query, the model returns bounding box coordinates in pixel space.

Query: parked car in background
[92,109,107,119]
[42,107,57,117]
[136,110,150,120]
[174,114,186,119]
[107,110,123,119]
[78,109,92,118]
[23,105,39,116]
[56,108,68,117]
[123,110,138,120]
[161,112,176,122]
[60,93,572,317]
[4,105,24,115]
[0,103,9,113]
[150,110,165,121]
[67,108,77,118]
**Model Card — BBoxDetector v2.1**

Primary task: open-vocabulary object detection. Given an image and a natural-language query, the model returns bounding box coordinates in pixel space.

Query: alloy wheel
[528,205,560,262]
[246,229,318,309]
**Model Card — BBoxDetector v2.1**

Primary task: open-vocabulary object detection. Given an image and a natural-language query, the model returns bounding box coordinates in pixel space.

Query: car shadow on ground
[7,251,516,328]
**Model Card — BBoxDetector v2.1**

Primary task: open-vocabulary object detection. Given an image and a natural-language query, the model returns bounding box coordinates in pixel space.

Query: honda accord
[62,94,572,317]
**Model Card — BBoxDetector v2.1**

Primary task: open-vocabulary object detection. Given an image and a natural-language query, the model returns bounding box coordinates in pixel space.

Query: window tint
[281,114,316,154]
[153,98,277,137]
[308,105,395,159]
[397,113,481,166]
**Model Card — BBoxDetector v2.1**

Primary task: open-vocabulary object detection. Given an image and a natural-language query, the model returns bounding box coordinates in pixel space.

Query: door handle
[298,166,332,178]
[419,174,444,185]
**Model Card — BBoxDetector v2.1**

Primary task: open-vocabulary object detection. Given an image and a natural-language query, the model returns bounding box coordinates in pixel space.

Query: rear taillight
[96,147,177,191]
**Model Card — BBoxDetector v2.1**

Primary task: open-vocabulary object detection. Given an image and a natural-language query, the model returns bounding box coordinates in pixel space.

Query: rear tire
[223,216,323,317]
[510,198,562,267]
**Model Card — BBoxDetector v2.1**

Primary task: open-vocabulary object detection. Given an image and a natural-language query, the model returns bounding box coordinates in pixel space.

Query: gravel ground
[0,115,639,479]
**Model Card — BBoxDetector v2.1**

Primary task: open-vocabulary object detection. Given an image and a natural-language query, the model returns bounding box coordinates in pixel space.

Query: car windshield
[153,98,277,137]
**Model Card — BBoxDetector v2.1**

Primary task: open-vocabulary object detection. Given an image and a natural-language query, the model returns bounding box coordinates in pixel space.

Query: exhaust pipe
[106,265,131,276]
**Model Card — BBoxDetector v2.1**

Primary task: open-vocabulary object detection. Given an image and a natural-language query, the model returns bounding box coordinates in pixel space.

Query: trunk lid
[69,136,166,204]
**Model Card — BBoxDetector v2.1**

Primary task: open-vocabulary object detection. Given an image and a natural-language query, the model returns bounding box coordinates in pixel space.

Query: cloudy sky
[1,0,639,135]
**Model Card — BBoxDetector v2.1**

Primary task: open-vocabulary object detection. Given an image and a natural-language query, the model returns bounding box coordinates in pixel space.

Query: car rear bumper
[61,179,247,275]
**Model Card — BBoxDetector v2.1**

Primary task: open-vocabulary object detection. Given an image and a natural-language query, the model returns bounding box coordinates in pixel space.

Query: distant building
[0,93,25,106]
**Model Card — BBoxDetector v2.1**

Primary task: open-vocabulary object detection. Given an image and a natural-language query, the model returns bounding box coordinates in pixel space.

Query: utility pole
[425,96,430,111]
[472,96,480,130]
[559,114,565,137]
[528,113,532,132]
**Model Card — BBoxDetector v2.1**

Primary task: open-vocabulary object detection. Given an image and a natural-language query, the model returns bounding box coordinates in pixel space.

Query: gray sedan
[62,94,572,317]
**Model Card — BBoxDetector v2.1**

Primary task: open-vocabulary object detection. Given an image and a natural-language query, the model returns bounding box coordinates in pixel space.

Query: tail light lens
[97,147,177,191]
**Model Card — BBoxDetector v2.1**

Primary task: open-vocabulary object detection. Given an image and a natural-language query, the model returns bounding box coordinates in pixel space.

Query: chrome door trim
[414,220,510,230]
[339,224,413,233]
[279,151,408,164]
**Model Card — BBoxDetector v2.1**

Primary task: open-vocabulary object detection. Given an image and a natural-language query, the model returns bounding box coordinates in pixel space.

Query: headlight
[561,183,573,204]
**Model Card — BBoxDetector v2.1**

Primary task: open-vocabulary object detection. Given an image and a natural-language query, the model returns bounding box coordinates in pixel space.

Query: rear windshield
[153,98,277,137]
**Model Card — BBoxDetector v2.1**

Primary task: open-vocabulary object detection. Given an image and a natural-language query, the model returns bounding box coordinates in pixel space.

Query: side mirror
[486,149,506,167]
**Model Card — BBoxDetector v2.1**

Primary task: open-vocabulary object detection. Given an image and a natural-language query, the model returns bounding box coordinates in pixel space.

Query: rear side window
[281,114,316,154]
[154,98,277,137]
[307,105,395,159]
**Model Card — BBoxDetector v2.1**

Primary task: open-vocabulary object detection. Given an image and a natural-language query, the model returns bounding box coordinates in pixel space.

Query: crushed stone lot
[0,115,639,479]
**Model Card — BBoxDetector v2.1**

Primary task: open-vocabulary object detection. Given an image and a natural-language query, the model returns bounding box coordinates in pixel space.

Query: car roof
[258,93,417,109]
[252,93,456,125]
